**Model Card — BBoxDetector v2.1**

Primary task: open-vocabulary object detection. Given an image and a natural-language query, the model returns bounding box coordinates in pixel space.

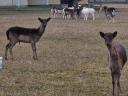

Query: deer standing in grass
[99,31,127,96]
[5,17,51,60]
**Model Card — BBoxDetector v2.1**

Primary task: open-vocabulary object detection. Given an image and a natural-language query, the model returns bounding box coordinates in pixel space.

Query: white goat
[81,7,95,21]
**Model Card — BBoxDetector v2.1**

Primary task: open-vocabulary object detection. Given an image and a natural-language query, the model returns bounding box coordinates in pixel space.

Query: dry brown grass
[0,9,128,96]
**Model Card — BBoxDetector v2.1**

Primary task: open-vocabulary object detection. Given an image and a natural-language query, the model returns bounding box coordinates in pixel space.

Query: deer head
[38,17,51,27]
[99,31,117,48]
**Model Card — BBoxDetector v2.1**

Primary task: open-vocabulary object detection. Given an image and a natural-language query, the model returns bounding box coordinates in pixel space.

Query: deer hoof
[33,57,38,60]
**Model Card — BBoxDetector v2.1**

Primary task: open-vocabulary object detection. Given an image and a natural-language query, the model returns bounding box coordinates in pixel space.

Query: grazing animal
[51,7,65,18]
[50,5,68,18]
[103,6,116,23]
[99,31,127,96]
[81,7,95,21]
[5,17,51,60]
[63,7,77,19]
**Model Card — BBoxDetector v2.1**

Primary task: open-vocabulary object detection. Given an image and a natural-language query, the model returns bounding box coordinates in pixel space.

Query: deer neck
[38,25,46,36]
[108,42,118,65]
[108,42,116,54]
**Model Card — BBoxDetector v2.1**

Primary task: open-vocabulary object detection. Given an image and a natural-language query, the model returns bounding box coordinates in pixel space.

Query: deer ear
[113,31,117,38]
[99,32,104,38]
[47,17,51,22]
[38,17,42,22]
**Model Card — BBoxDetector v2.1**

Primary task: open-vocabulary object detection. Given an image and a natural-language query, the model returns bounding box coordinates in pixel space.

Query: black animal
[63,6,79,19]
[100,31,127,96]
[5,17,51,60]
[75,4,83,19]
[103,6,116,23]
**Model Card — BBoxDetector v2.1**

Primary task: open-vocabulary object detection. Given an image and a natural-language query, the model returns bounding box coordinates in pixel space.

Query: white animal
[81,7,95,21]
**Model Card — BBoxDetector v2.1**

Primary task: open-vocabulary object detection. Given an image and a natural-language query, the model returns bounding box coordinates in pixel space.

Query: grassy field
[0,7,128,96]
[0,6,50,15]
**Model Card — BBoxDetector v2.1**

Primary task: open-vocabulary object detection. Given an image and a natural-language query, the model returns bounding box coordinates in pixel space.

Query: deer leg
[53,13,55,18]
[92,13,95,21]
[71,13,74,19]
[9,42,17,60]
[63,12,65,19]
[98,5,102,17]
[108,16,111,23]
[50,9,53,18]
[5,42,11,60]
[68,15,71,19]
[84,15,87,21]
[112,17,115,23]
[86,14,89,21]
[74,12,77,19]
[112,73,116,96]
[117,73,121,96]
[31,43,37,60]
[106,16,110,23]
[65,13,68,19]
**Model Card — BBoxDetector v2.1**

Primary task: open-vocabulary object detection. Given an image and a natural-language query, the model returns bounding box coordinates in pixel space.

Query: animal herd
[51,4,96,20]
[3,4,127,96]
[50,4,116,22]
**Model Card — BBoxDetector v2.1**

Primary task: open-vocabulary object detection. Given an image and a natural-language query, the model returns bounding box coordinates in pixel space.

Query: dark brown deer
[99,31,127,96]
[5,17,51,60]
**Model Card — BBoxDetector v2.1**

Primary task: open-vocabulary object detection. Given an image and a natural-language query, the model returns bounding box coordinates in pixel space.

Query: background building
[0,0,86,6]
[0,0,127,7]
[0,0,60,6]
[49,0,60,4]
[0,0,28,6]
[28,0,48,5]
